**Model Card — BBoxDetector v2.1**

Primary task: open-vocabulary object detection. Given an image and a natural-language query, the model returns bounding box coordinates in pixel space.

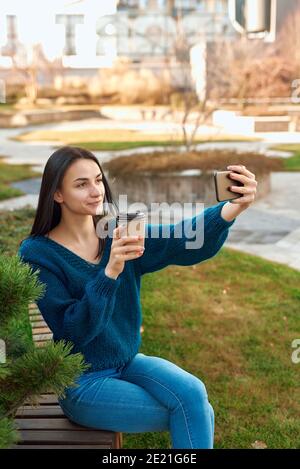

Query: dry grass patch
[103,150,284,175]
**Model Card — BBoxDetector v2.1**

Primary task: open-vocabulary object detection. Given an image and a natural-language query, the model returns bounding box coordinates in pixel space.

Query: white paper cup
[117,211,145,248]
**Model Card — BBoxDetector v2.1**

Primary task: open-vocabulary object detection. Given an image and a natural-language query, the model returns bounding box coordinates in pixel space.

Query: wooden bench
[13,303,123,449]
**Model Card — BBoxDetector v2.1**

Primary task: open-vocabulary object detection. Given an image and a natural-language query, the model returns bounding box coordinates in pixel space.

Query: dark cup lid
[116,211,145,222]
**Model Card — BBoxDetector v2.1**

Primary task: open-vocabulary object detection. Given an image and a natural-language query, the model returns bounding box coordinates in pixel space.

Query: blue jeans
[58,353,214,449]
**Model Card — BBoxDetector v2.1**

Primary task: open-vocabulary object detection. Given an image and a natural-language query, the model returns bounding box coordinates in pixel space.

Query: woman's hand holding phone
[226,165,257,207]
[214,164,257,207]
[105,225,145,279]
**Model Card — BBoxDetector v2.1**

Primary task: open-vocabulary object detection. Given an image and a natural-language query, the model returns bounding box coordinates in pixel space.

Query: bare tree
[4,43,63,105]
[207,31,294,106]
[169,13,216,152]
[277,6,300,79]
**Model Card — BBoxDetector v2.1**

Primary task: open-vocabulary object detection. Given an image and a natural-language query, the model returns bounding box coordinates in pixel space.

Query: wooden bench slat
[37,394,59,404]
[34,341,50,348]
[29,312,41,318]
[12,444,113,448]
[30,314,45,321]
[15,418,94,431]
[32,333,53,341]
[29,317,46,325]
[32,326,52,334]
[29,318,44,325]
[19,430,114,444]
[29,314,44,321]
[25,394,58,405]
[16,418,117,438]
[16,406,65,417]
[30,320,48,327]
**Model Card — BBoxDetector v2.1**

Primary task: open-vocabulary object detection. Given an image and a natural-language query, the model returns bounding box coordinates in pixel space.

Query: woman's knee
[176,374,209,405]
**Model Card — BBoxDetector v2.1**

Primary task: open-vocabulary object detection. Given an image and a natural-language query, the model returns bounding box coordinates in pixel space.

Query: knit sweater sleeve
[138,201,236,276]
[18,256,121,349]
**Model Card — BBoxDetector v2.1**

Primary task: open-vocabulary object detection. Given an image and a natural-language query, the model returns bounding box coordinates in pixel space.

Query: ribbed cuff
[210,201,236,231]
[93,268,121,296]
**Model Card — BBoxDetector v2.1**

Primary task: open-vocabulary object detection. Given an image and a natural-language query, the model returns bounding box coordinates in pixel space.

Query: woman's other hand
[105,225,145,279]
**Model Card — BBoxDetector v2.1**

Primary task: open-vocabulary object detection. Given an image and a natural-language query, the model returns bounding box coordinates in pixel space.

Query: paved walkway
[0,119,300,272]
[226,172,300,271]
[0,118,296,171]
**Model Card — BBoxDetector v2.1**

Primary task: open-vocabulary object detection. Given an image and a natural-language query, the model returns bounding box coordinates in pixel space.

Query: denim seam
[60,377,110,415]
[59,377,165,413]
[123,373,193,448]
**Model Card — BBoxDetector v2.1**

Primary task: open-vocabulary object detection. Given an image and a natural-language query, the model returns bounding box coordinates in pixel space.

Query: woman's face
[54,159,105,216]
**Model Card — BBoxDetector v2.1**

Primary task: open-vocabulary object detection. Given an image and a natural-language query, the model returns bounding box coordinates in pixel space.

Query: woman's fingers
[228,165,256,180]
[228,165,258,208]
[113,226,140,245]
[114,244,144,256]
[113,225,123,241]
[228,165,257,207]
[229,172,258,186]
[230,185,256,194]
[230,190,256,204]
[229,195,253,204]
[112,226,144,262]
[115,250,144,260]
[115,253,143,260]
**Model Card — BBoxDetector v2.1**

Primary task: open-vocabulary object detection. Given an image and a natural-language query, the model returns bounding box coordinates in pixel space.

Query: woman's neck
[53,214,96,245]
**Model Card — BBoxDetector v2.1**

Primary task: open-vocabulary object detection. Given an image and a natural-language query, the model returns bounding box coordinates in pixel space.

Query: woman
[19,146,257,449]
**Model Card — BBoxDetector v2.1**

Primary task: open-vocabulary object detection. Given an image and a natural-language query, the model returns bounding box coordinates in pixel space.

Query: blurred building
[110,0,236,61]
[0,0,298,97]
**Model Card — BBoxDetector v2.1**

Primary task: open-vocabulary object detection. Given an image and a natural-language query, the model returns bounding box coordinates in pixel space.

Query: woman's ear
[54,190,63,204]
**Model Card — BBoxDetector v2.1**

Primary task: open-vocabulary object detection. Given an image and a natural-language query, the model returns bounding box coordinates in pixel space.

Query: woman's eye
[77,179,102,188]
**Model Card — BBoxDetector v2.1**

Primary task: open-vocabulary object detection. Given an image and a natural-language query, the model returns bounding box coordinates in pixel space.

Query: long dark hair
[26,146,118,261]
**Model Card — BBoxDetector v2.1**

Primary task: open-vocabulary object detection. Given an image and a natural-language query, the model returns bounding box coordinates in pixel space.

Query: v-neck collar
[37,235,110,269]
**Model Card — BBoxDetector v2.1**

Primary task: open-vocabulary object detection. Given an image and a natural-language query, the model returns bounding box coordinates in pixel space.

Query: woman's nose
[90,186,102,197]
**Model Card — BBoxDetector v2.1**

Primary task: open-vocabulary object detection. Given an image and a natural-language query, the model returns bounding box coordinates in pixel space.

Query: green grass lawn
[2,207,300,449]
[12,127,259,147]
[0,103,16,112]
[72,140,185,151]
[271,145,300,171]
[0,157,41,201]
[69,139,255,152]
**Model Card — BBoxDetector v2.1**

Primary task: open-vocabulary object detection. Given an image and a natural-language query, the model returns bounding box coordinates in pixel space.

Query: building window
[214,0,227,13]
[175,0,198,9]
[196,0,208,12]
[118,0,140,9]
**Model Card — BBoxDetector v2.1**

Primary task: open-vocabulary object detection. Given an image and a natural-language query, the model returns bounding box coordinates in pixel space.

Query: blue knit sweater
[18,201,235,373]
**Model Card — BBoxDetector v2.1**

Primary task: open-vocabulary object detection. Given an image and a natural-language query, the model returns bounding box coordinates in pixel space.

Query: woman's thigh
[119,353,210,410]
[58,373,169,433]
[118,353,213,448]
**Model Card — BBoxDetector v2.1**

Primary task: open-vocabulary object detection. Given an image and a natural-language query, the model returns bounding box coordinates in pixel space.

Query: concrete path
[0,117,296,171]
[226,172,300,271]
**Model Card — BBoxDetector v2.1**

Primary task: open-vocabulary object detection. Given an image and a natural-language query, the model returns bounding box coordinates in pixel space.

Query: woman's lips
[88,200,102,206]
